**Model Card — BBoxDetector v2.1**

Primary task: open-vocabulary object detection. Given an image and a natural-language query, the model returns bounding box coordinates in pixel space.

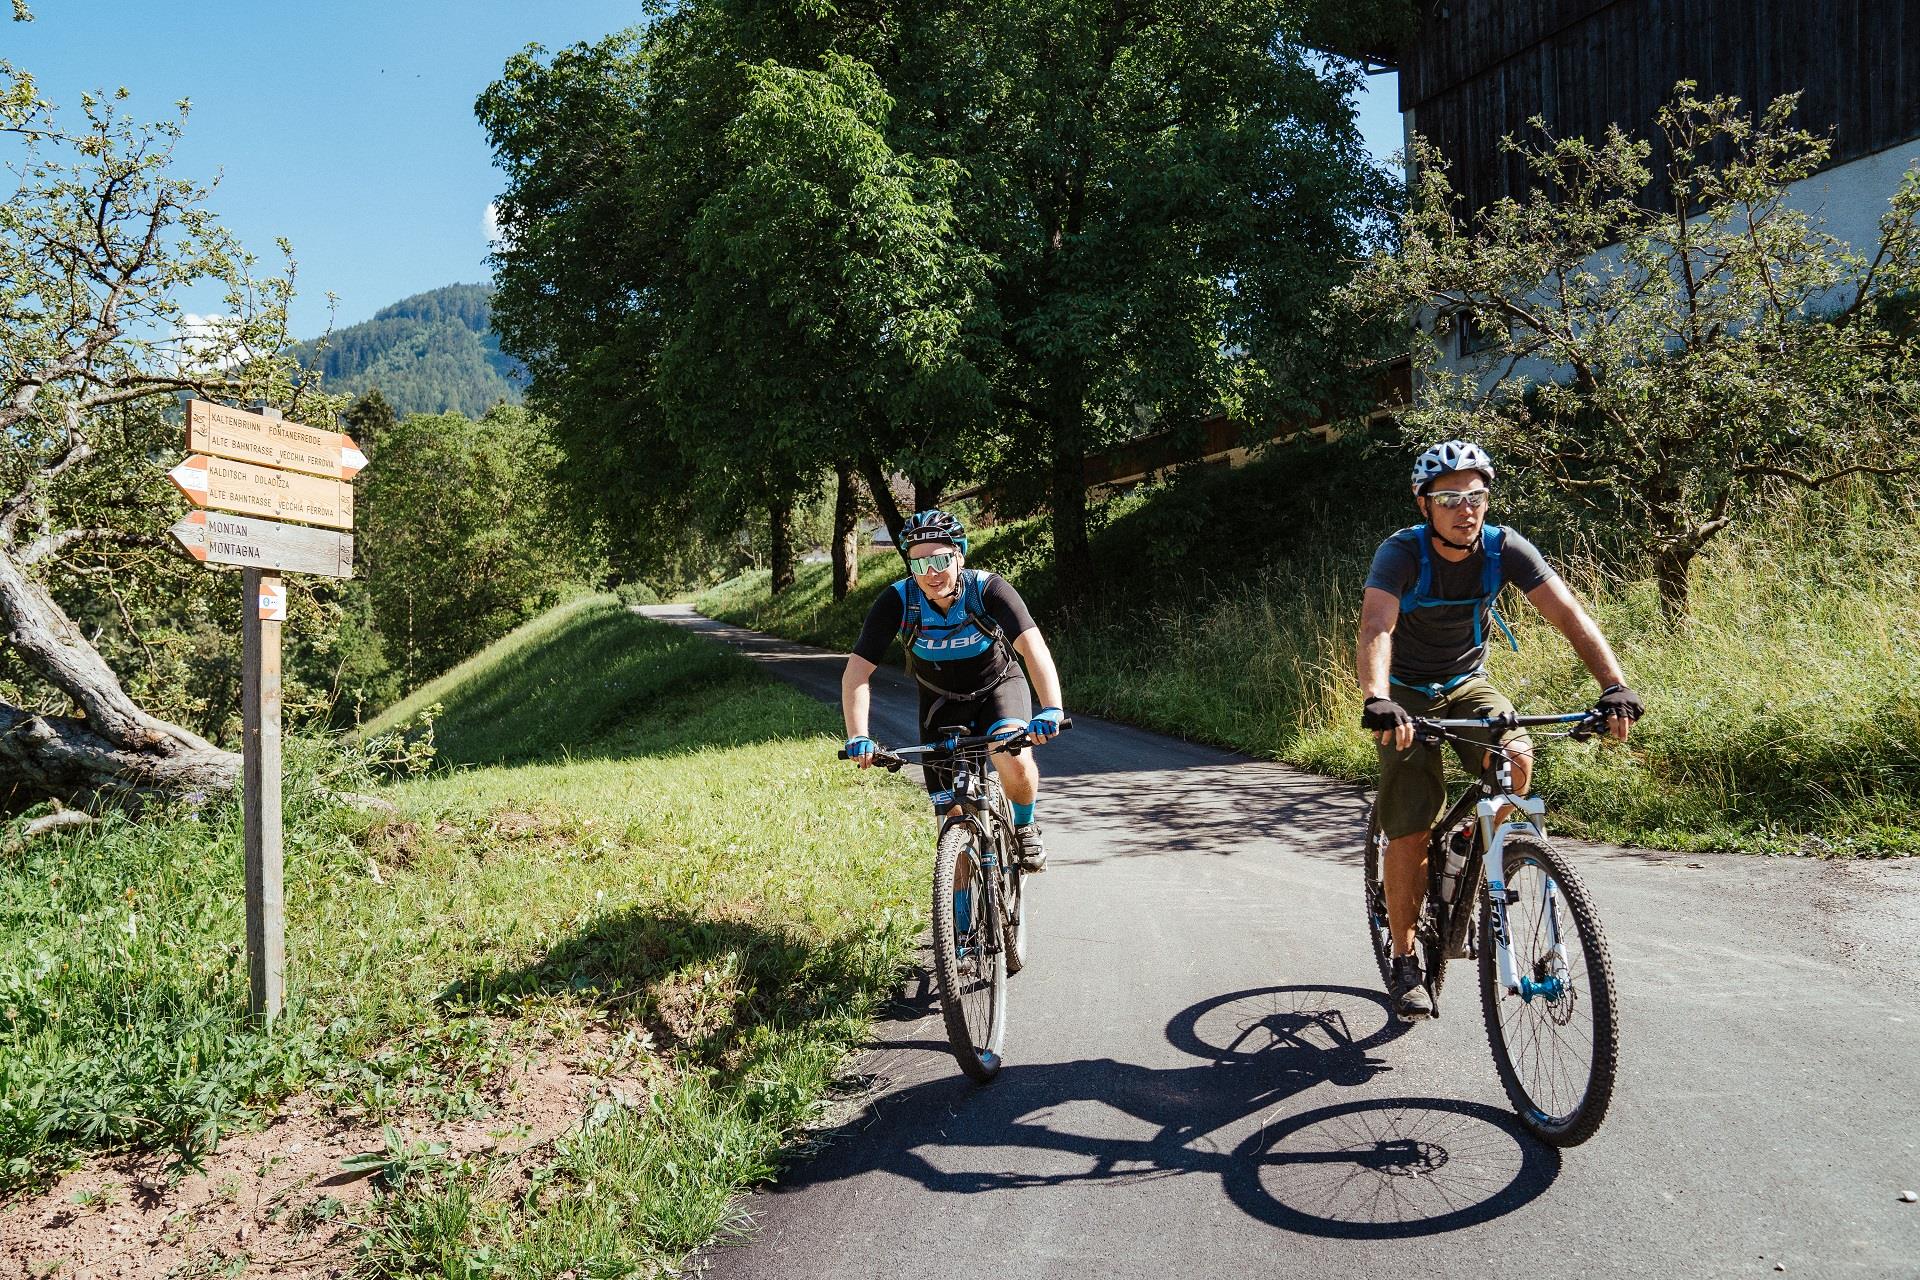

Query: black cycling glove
[1362,696,1412,733]
[1595,684,1644,722]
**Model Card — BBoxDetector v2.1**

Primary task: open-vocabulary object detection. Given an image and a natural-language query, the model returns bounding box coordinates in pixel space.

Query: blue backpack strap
[1483,526,1519,651]
[1397,527,1432,614]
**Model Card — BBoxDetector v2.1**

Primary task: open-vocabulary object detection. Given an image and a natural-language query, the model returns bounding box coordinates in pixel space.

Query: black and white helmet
[897,508,968,559]
[1411,440,1496,494]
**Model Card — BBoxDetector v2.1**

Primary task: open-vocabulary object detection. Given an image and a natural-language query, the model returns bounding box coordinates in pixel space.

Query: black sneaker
[1013,822,1047,872]
[1389,955,1433,1021]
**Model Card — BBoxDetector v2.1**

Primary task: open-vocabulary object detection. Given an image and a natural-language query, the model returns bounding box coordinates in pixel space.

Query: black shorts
[916,677,1033,798]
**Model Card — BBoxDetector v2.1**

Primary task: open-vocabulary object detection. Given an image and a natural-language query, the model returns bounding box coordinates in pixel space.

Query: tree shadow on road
[767,984,1558,1239]
[1046,762,1373,866]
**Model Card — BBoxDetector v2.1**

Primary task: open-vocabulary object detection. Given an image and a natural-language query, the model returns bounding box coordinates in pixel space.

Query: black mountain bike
[841,720,1069,1082]
[1362,709,1620,1146]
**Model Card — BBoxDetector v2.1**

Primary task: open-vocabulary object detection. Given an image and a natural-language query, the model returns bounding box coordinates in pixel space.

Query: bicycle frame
[843,722,1061,963]
[1422,712,1589,1001]
[937,743,1014,959]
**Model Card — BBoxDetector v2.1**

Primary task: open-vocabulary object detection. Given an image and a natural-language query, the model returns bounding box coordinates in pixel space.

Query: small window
[1457,306,1505,358]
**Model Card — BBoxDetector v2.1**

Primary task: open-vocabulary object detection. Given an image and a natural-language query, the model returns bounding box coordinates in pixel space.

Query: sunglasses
[1426,489,1491,510]
[907,551,958,575]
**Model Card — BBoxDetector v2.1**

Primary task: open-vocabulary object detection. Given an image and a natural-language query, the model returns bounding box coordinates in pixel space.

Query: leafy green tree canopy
[359,404,599,687]
[1343,86,1920,613]
[480,1,1395,592]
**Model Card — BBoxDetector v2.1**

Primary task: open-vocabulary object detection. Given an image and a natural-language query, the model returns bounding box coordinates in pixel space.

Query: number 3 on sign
[258,580,287,621]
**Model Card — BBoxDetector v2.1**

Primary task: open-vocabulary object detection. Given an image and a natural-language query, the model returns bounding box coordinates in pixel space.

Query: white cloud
[484,200,510,249]
[167,313,254,371]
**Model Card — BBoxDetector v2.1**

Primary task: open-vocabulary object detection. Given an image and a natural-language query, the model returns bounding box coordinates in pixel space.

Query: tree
[358,405,594,686]
[481,32,984,590]
[480,30,731,589]
[343,387,396,461]
[831,461,862,598]
[1344,87,1920,615]
[0,64,321,808]
[876,0,1397,595]
[480,3,1392,597]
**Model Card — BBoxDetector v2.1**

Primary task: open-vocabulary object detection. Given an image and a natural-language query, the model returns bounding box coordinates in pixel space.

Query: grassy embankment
[0,595,925,1273]
[698,439,1920,856]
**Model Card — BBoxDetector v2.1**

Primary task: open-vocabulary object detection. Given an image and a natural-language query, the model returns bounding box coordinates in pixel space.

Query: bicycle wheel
[1477,833,1618,1146]
[1362,806,1448,1003]
[932,821,1006,1083]
[1001,855,1028,976]
[985,791,1028,977]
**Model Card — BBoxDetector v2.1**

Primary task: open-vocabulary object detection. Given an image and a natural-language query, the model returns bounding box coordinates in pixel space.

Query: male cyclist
[1357,441,1643,1020]
[841,509,1066,871]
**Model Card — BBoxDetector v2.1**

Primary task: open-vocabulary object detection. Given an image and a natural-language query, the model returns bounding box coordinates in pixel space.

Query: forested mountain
[299,283,525,417]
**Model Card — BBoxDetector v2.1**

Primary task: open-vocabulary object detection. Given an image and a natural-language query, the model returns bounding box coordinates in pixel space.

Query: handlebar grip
[836,749,850,760]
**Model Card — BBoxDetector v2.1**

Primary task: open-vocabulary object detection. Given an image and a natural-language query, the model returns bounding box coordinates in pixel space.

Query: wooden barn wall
[1402,0,1920,216]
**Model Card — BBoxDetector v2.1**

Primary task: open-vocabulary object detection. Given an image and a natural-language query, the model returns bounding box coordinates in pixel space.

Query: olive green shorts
[1373,673,1523,841]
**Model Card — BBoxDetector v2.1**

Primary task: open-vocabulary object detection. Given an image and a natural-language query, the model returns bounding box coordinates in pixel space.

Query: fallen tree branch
[20,807,98,840]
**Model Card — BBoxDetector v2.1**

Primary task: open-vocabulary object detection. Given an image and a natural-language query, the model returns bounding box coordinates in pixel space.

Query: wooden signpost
[168,454,355,529]
[169,511,355,578]
[168,402,363,1025]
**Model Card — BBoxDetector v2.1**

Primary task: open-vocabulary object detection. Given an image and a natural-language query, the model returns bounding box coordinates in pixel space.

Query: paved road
[645,606,1920,1279]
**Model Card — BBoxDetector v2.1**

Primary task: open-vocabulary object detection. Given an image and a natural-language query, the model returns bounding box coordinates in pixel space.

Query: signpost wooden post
[242,561,285,1023]
[167,402,362,1026]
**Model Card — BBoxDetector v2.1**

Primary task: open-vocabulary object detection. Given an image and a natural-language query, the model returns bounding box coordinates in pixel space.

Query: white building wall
[1417,132,1920,388]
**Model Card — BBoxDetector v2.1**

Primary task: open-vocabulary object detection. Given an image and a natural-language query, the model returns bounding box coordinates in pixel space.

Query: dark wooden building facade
[1397,0,1920,215]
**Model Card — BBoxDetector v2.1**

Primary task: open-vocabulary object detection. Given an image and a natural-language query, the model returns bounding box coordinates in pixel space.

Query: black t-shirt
[852,571,1036,695]
[1364,526,1556,681]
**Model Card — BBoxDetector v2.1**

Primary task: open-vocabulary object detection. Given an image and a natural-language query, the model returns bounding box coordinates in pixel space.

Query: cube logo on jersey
[915,632,992,655]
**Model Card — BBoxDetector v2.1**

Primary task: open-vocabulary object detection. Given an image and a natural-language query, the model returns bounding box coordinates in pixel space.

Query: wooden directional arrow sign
[187,400,367,480]
[169,454,354,530]
[169,510,354,578]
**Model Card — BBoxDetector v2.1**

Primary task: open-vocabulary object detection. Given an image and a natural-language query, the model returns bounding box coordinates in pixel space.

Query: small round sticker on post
[257,579,287,621]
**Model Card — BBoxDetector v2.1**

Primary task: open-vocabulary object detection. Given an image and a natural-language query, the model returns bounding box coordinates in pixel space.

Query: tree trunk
[1047,387,1095,605]
[857,451,905,543]
[769,497,795,595]
[913,477,944,512]
[832,462,861,600]
[0,551,239,808]
[1653,544,1694,621]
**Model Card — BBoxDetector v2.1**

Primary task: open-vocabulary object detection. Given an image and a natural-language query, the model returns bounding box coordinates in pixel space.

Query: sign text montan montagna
[169,510,354,578]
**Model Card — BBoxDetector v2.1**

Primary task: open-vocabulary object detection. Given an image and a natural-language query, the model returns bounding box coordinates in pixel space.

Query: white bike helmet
[1411,440,1496,494]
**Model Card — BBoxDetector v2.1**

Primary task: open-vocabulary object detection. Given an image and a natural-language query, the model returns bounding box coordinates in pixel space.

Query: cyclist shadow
[783,984,1559,1238]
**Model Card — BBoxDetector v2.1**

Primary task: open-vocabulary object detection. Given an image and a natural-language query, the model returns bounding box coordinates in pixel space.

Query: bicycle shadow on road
[771,984,1559,1239]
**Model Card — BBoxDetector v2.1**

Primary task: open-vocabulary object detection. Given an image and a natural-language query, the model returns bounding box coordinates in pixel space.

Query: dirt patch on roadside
[0,1032,649,1279]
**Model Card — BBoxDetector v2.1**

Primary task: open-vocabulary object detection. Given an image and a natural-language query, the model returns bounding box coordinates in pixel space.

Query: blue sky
[6,3,1403,336]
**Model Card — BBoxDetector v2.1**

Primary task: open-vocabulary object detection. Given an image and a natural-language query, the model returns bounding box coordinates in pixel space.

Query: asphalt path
[644,605,1920,1279]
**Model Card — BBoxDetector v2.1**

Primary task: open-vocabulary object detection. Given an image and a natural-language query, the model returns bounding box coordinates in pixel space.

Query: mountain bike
[840,719,1069,1083]
[1362,709,1619,1146]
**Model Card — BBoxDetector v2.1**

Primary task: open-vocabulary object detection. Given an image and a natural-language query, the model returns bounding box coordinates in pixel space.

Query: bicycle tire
[932,821,1006,1083]
[1477,833,1618,1146]
[985,788,1027,977]
[1001,857,1028,976]
[1362,806,1448,1004]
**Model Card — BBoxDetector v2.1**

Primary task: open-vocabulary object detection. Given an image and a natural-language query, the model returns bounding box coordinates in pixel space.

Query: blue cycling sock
[1011,800,1035,827]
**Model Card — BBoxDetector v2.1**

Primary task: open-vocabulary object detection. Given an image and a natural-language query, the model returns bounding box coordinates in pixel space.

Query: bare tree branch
[17,526,152,566]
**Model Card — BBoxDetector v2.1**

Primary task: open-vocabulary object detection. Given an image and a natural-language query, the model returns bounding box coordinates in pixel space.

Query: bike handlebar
[838,718,1074,769]
[1411,710,1605,745]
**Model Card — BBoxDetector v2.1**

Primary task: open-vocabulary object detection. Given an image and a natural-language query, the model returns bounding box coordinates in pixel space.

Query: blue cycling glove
[1028,706,1064,742]
[845,736,877,764]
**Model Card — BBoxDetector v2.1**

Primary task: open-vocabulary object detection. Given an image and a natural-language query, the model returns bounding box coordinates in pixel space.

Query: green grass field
[1,597,928,1274]
[697,449,1920,857]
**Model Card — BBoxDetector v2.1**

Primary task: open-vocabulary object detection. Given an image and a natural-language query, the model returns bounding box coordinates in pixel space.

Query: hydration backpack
[1396,523,1520,653]
[895,569,1018,695]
